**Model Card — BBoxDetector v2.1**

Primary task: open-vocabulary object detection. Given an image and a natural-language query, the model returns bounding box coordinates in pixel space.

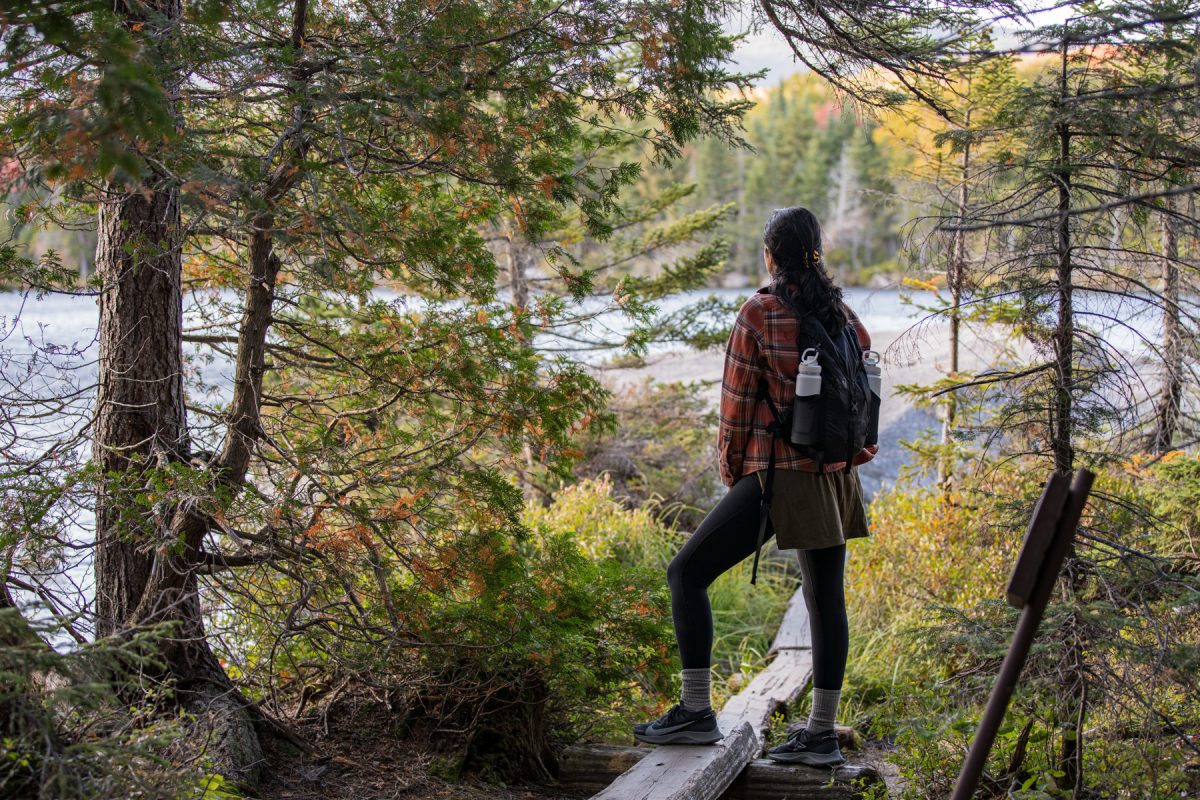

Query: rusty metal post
[950,469,1094,800]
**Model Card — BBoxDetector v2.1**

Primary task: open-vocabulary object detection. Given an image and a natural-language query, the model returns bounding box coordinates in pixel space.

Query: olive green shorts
[755,467,870,551]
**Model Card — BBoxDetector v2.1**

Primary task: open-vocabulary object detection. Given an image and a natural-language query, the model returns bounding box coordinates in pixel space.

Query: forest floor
[256,717,903,800]
[253,700,589,800]
[253,691,906,800]
[856,741,905,795]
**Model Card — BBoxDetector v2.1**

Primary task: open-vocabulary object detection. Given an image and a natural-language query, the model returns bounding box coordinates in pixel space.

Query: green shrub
[843,463,1200,799]
[221,474,672,780]
[0,609,217,800]
[525,476,795,712]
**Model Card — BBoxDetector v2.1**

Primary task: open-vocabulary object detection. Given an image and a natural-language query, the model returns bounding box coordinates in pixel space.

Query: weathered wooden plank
[716,649,812,750]
[719,589,814,752]
[584,587,814,799]
[725,758,882,799]
[1006,472,1071,608]
[561,744,882,800]
[589,721,759,800]
[767,588,812,655]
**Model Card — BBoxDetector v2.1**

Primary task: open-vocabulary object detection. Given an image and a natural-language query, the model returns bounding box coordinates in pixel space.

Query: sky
[726,12,803,85]
[728,1,1079,87]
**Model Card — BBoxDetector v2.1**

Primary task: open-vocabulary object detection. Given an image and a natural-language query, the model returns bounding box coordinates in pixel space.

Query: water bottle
[863,350,882,447]
[790,348,822,446]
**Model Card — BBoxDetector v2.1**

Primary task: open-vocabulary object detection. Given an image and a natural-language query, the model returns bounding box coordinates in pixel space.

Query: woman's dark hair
[762,207,847,333]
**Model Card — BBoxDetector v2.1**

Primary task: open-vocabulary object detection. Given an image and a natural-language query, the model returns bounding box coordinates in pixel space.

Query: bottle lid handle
[863,349,881,366]
[800,347,820,365]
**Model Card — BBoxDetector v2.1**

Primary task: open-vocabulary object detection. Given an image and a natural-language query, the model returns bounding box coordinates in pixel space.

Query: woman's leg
[634,474,769,742]
[766,543,851,764]
[798,543,848,688]
[666,473,769,669]
[798,543,848,737]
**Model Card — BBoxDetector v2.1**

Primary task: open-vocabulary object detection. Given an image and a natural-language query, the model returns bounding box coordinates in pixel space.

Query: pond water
[0,283,1175,634]
[0,283,1166,367]
[0,280,1173,498]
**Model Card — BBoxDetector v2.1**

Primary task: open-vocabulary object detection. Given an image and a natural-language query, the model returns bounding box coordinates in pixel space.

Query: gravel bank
[595,323,999,500]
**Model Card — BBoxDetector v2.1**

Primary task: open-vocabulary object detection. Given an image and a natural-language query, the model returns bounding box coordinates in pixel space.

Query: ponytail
[762,207,847,333]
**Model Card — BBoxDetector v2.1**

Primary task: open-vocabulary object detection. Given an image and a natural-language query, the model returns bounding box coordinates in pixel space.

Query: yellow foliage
[902,276,941,293]
[847,474,1030,631]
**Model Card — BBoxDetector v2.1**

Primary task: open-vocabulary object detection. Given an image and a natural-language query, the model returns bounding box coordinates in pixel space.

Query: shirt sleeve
[852,443,880,465]
[844,303,871,351]
[718,301,764,487]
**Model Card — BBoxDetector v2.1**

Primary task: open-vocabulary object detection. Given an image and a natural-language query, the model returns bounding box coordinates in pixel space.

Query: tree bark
[505,223,532,313]
[93,179,187,635]
[939,106,971,493]
[1151,193,1182,453]
[1052,129,1074,475]
[1054,41,1084,791]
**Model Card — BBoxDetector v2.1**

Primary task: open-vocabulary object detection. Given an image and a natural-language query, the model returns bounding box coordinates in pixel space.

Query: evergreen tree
[897,8,1200,792]
[0,0,753,782]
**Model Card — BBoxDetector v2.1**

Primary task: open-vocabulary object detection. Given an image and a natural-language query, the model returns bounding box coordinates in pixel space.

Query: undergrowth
[842,459,1200,799]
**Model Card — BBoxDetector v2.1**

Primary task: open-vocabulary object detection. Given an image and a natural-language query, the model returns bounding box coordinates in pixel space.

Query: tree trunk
[939,107,971,493]
[1151,194,1182,453]
[505,224,532,313]
[1054,42,1084,792]
[735,145,746,273]
[92,0,266,783]
[502,226,538,500]
[93,158,266,786]
[93,183,187,636]
[1052,142,1074,474]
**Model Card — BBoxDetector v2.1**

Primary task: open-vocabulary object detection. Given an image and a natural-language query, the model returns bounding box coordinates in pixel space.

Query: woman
[633,207,877,767]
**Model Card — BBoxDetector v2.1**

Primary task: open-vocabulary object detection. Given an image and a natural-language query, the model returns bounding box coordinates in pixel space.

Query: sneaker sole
[634,728,724,745]
[767,750,846,766]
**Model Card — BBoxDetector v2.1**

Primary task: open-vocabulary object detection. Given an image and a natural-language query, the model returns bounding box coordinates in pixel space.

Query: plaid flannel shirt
[718,287,879,487]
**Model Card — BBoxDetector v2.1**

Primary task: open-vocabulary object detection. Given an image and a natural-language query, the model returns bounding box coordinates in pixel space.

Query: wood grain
[562,744,882,799]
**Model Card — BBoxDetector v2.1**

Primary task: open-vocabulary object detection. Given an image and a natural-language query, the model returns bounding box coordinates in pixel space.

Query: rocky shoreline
[595,323,999,500]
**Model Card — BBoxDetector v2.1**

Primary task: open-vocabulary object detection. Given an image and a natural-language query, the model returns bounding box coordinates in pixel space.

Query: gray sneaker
[767,726,845,766]
[633,704,724,745]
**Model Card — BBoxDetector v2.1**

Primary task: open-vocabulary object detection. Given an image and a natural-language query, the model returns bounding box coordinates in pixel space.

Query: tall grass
[525,477,796,721]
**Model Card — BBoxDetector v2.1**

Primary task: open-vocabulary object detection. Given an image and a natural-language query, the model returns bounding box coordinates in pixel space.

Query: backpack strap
[758,374,791,438]
[841,323,861,475]
[751,377,779,586]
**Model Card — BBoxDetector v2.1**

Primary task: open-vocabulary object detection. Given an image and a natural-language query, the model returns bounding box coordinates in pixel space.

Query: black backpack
[748,290,873,584]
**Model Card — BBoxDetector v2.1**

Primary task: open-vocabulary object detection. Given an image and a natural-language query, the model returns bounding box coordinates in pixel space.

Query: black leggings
[666,473,849,690]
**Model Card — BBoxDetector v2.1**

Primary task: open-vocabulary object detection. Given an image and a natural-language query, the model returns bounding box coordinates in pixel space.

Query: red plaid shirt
[718,287,878,487]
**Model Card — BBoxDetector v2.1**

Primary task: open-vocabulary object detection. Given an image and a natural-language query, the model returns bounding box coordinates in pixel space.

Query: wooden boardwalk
[568,588,880,800]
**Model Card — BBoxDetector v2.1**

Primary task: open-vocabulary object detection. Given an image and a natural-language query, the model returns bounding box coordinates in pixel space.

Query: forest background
[3,1,1200,799]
